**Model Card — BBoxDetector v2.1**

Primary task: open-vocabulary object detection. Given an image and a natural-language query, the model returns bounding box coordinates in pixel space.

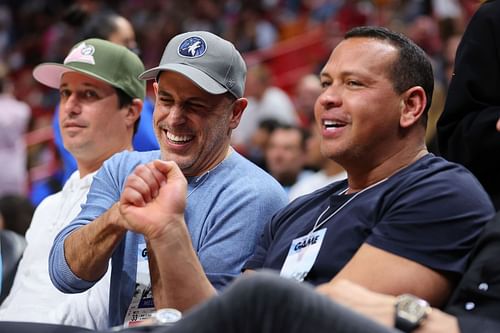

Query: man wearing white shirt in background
[0,38,145,330]
[289,123,346,201]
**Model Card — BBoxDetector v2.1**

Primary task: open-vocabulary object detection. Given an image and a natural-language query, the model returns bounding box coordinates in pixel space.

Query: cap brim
[139,63,227,95]
[33,62,128,94]
[32,63,75,89]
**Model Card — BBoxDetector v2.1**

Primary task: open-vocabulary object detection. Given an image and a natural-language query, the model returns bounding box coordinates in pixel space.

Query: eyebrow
[59,82,101,90]
[157,90,208,104]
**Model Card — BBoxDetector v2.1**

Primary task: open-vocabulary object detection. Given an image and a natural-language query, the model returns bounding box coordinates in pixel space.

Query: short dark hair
[114,87,140,135]
[272,124,309,151]
[344,26,434,124]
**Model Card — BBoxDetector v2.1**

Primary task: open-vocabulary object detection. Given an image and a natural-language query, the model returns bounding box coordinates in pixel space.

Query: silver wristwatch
[151,308,182,326]
[394,294,431,332]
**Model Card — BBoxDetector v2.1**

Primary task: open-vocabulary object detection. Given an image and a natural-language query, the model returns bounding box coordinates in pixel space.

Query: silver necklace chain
[310,177,389,234]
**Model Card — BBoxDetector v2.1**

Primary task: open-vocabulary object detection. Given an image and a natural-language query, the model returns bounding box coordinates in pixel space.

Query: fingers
[121,161,168,206]
[153,160,187,184]
[496,117,500,132]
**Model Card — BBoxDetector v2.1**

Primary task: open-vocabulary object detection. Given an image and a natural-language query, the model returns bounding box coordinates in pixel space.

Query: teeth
[324,120,342,128]
[166,132,193,142]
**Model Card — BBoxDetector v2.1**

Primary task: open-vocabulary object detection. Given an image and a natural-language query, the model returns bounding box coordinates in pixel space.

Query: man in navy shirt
[242,26,494,309]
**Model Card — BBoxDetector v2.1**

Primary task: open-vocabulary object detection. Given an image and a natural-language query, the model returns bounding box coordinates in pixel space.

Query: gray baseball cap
[139,31,246,98]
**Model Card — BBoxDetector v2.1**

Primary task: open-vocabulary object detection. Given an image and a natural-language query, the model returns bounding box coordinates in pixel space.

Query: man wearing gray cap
[48,31,287,328]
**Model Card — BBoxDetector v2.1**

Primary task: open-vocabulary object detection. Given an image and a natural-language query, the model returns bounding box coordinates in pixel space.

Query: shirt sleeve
[48,156,124,293]
[366,167,494,275]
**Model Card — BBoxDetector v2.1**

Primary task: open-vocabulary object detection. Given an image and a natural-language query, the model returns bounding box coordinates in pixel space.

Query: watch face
[153,308,182,324]
[397,295,430,323]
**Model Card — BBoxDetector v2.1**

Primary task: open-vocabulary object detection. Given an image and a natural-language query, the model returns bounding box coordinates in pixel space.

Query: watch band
[395,313,419,332]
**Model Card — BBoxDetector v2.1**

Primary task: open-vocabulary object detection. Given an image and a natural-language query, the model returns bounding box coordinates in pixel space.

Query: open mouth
[166,131,194,144]
[323,120,346,130]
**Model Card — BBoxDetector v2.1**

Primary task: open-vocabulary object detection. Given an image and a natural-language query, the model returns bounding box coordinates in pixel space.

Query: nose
[166,104,187,126]
[317,86,342,111]
[60,94,82,116]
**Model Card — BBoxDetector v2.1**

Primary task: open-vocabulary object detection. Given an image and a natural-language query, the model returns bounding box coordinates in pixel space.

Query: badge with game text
[124,241,155,327]
[280,228,326,282]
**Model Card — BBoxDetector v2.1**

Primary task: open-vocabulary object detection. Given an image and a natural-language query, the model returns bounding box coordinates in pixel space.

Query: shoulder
[223,151,285,192]
[395,154,487,191]
[208,151,288,209]
[100,150,161,173]
[379,154,494,220]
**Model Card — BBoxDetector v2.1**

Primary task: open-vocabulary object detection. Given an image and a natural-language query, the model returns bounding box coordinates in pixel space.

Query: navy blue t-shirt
[244,154,495,286]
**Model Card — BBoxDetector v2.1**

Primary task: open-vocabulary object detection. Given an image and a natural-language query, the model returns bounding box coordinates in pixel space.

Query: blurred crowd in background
[0,0,483,235]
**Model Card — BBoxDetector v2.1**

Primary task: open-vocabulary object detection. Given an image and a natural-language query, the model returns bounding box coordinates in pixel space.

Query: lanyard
[310,177,388,234]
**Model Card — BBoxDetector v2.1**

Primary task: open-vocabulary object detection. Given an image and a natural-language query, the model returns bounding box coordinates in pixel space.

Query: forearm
[317,280,461,333]
[64,203,127,281]
[147,216,216,312]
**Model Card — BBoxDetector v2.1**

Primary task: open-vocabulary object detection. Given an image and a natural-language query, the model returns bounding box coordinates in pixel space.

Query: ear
[125,98,143,129]
[228,98,248,130]
[399,86,427,128]
[153,81,159,99]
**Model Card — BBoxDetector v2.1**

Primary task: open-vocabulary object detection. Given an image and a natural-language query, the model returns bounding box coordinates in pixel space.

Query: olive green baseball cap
[33,38,146,100]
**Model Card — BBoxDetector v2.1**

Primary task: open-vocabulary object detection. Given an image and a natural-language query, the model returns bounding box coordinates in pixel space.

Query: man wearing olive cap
[0,38,145,328]
[48,31,287,328]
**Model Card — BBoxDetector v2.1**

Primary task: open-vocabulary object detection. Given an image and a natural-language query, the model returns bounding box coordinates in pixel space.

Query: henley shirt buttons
[465,302,475,311]
[478,282,489,291]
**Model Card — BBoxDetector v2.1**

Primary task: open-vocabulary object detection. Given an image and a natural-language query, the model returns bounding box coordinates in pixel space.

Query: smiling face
[153,71,245,176]
[315,37,404,169]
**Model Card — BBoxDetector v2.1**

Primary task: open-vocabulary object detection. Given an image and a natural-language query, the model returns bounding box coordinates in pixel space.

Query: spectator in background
[228,3,278,53]
[0,194,35,236]
[0,62,31,198]
[231,63,297,151]
[437,0,500,209]
[289,123,346,201]
[0,38,146,329]
[265,124,312,195]
[246,118,281,170]
[294,73,322,128]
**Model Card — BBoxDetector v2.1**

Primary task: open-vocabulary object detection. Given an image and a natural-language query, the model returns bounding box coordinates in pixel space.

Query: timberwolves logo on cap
[178,36,207,58]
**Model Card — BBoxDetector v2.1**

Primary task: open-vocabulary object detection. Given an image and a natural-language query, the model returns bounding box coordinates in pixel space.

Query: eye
[82,89,98,99]
[159,97,174,105]
[185,102,206,112]
[346,80,362,87]
[59,89,70,99]
[320,80,331,89]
